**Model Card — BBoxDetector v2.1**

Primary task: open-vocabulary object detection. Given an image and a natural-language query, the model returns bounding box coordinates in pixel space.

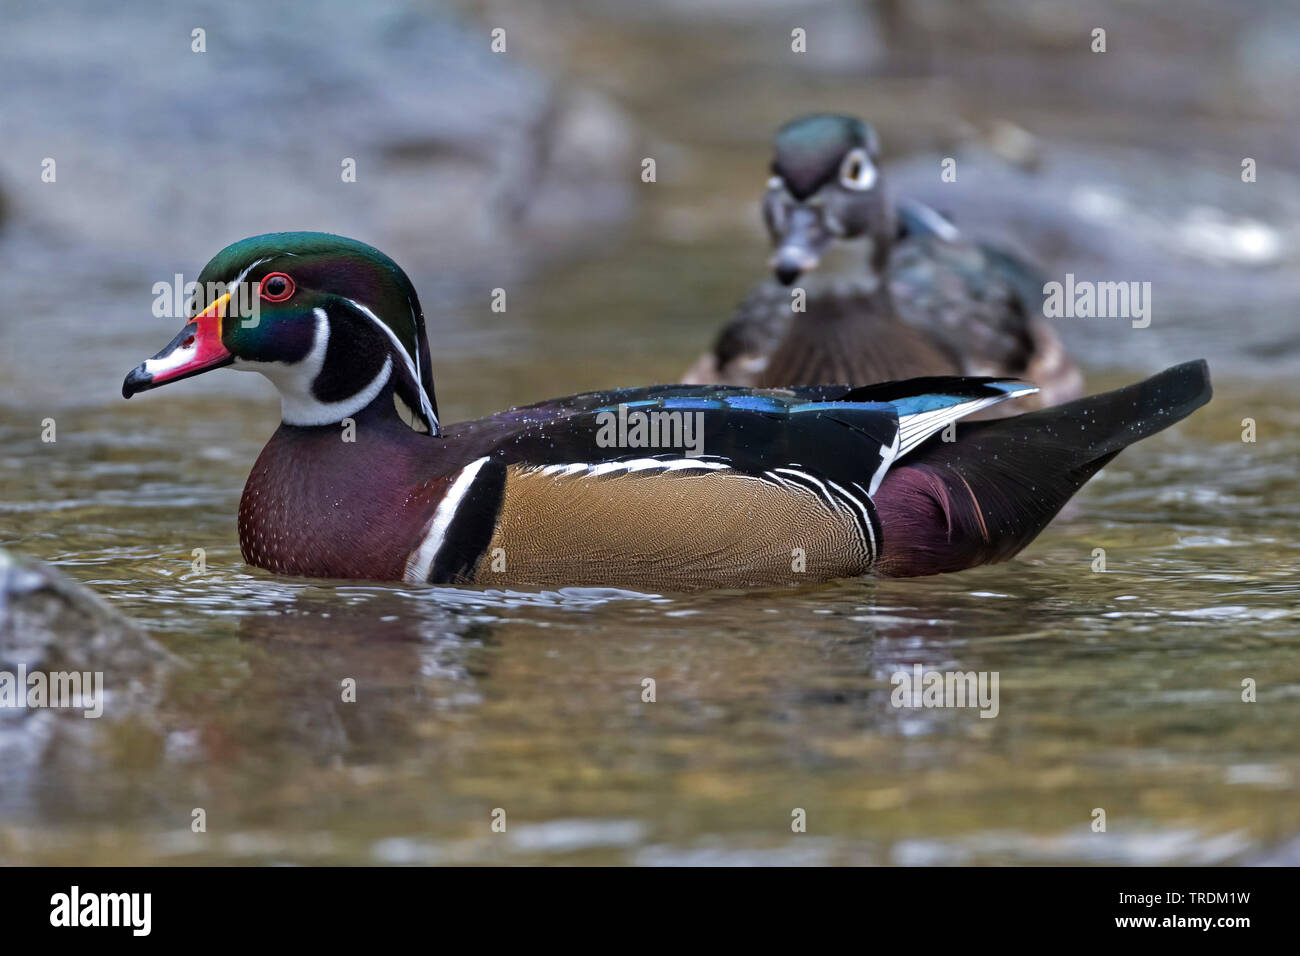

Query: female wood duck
[683,114,1083,408]
[123,233,1209,591]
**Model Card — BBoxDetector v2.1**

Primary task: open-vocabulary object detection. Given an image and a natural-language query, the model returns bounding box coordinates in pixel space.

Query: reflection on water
[2,367,1298,864]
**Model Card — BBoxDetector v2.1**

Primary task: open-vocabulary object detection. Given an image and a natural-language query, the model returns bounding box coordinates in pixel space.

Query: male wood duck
[123,233,1209,591]
[683,114,1083,408]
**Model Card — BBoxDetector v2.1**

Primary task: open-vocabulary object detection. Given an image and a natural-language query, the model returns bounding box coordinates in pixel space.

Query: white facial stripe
[243,307,392,426]
[404,456,491,583]
[190,257,274,317]
[343,297,439,431]
[233,258,271,287]
[215,257,273,312]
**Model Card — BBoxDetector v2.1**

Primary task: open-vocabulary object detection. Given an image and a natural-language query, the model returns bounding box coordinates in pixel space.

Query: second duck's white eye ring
[839,148,877,191]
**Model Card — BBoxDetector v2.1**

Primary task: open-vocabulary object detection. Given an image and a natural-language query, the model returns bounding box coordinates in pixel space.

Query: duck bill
[122,294,234,398]
[770,205,833,285]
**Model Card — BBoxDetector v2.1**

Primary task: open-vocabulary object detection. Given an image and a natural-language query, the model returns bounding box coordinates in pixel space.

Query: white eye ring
[839,148,877,191]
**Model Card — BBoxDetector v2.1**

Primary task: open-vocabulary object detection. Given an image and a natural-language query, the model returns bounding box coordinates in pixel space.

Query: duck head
[763,114,893,285]
[122,232,440,434]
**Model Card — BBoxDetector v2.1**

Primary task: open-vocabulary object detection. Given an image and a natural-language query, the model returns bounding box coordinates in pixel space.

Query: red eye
[259,272,295,302]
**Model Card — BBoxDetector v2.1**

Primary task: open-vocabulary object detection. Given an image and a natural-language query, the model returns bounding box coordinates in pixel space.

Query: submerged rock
[0,548,175,816]
[0,548,165,673]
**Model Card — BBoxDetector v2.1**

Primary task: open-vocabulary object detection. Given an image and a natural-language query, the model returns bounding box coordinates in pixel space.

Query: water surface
[2,0,1298,866]
[2,263,1297,864]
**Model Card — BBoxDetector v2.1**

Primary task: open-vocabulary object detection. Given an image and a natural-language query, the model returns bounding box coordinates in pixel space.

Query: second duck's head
[763,114,892,285]
[122,232,440,434]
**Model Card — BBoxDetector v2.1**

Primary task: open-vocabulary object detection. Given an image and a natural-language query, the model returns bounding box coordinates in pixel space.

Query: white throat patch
[239,308,393,426]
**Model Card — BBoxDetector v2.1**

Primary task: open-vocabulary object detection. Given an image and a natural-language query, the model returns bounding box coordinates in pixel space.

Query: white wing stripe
[895,389,1038,458]
[868,428,901,496]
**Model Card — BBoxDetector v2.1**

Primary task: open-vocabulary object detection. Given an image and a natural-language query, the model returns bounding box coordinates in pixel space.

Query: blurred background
[1,0,1298,865]
[4,0,1300,409]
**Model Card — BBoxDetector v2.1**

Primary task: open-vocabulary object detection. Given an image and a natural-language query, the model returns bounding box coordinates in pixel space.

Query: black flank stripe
[837,486,880,564]
[851,481,884,565]
[428,459,508,584]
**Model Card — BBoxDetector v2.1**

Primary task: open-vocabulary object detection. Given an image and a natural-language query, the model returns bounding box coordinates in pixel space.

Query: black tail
[873,360,1212,576]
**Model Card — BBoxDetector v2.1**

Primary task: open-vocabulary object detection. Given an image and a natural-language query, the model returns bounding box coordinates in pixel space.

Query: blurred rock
[890,143,1300,275]
[985,120,1042,173]
[0,0,644,406]
[0,548,165,675]
[888,142,1300,373]
[1235,12,1300,111]
[0,0,642,289]
[0,548,175,814]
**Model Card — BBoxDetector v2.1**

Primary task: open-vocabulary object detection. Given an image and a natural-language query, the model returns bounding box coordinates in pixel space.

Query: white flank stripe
[771,467,836,506]
[850,480,877,556]
[535,459,731,479]
[403,457,492,583]
[539,463,589,477]
[825,476,876,557]
[591,458,729,476]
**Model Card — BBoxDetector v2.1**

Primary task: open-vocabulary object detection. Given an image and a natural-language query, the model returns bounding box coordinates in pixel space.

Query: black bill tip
[122,364,153,399]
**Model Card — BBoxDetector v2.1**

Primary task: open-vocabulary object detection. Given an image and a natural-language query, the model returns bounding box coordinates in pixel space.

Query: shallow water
[3,254,1298,864]
[3,0,1300,866]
